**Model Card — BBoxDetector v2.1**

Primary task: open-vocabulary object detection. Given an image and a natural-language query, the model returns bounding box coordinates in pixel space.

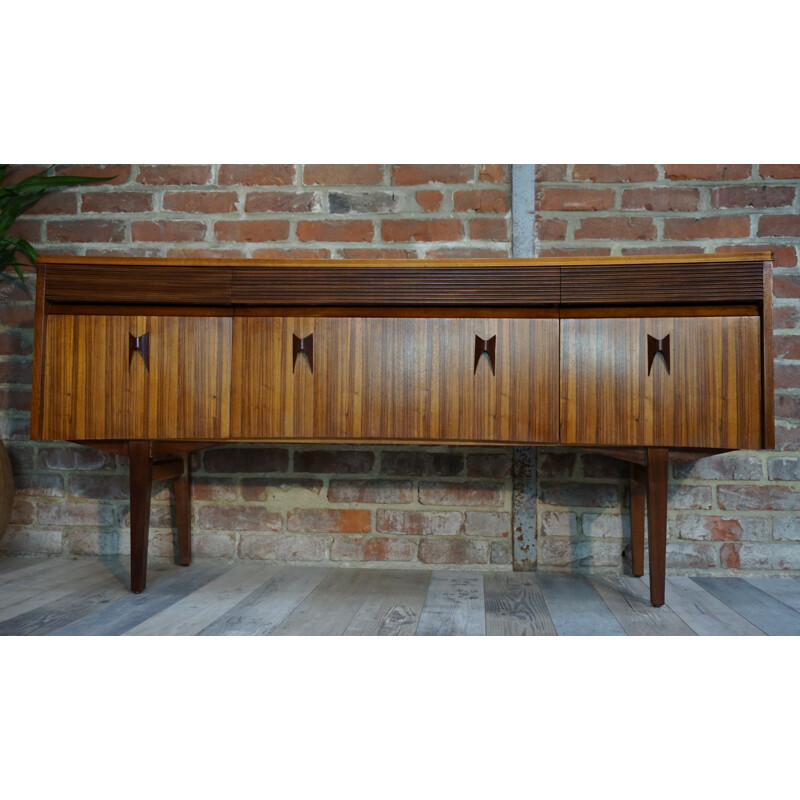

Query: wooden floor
[1,556,799,635]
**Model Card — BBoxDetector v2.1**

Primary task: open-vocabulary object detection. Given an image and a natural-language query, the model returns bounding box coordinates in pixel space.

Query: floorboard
[692,577,800,636]
[0,556,49,576]
[344,569,431,636]
[484,572,556,636]
[537,573,626,636]
[743,578,800,615]
[416,571,485,636]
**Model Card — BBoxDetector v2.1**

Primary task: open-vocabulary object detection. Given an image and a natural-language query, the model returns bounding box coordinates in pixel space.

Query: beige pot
[0,440,14,538]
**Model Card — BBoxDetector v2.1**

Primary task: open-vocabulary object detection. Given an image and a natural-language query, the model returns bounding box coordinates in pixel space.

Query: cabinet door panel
[560,315,762,448]
[42,315,231,440]
[232,316,558,443]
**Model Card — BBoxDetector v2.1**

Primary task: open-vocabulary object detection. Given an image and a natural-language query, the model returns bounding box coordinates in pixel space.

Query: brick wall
[534,164,800,572]
[0,164,515,567]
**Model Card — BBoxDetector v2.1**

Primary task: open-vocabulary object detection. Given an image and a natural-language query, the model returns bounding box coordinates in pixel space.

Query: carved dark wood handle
[647,333,670,375]
[129,331,150,371]
[293,333,314,373]
[474,334,496,375]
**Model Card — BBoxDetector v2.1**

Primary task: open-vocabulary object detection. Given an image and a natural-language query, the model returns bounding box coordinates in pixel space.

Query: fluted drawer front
[231,316,559,443]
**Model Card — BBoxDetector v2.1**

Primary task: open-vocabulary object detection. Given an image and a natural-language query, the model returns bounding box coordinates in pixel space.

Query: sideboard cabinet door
[232,316,558,443]
[41,315,232,440]
[560,314,762,449]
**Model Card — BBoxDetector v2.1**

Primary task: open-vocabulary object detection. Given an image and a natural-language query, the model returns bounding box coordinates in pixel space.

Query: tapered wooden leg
[129,440,153,594]
[630,463,646,577]
[174,453,192,566]
[646,447,669,607]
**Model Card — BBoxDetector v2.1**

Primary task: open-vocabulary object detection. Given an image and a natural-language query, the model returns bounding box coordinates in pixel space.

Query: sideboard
[29,252,775,607]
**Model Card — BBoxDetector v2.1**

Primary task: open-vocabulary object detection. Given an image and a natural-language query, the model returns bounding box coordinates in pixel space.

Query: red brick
[418,538,489,564]
[575,217,656,240]
[774,335,800,359]
[0,360,32,384]
[775,363,800,389]
[330,536,414,561]
[0,331,31,356]
[245,192,319,213]
[131,220,206,242]
[0,304,33,327]
[479,165,507,182]
[426,247,507,258]
[775,394,800,419]
[252,248,330,259]
[10,499,34,526]
[193,534,237,559]
[774,305,800,328]
[239,533,326,561]
[167,248,246,258]
[0,389,30,410]
[581,454,627,478]
[466,453,511,479]
[22,192,78,214]
[540,481,618,507]
[163,191,238,213]
[81,192,153,213]
[716,244,797,268]
[469,218,508,241]
[297,220,373,242]
[419,481,503,507]
[665,164,751,181]
[453,189,509,213]
[537,247,612,257]
[328,479,413,504]
[198,506,282,531]
[54,165,130,185]
[416,190,443,212]
[464,511,510,537]
[573,164,658,182]
[621,187,699,211]
[191,477,239,501]
[392,165,473,185]
[758,215,800,238]
[38,500,114,527]
[381,219,463,242]
[621,246,705,256]
[375,509,463,536]
[3,165,50,183]
[711,185,794,208]
[295,449,374,474]
[665,542,718,569]
[536,164,567,181]
[339,248,417,259]
[539,452,576,478]
[204,447,288,473]
[776,424,800,450]
[218,165,295,185]
[663,216,749,240]
[759,164,800,179]
[535,217,567,241]
[720,542,741,569]
[539,188,615,211]
[136,165,211,185]
[287,508,371,533]
[48,219,125,243]
[240,477,322,501]
[380,451,463,477]
[304,165,382,185]
[718,485,800,511]
[214,220,289,242]
[774,276,800,299]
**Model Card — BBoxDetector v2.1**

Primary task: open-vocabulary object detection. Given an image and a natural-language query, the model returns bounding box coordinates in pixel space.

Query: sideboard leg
[646,448,669,607]
[129,440,153,594]
[174,453,192,566]
[630,463,646,577]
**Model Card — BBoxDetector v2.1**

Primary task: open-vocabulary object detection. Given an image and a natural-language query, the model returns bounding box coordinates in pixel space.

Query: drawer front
[560,315,762,448]
[41,315,232,440]
[232,316,559,443]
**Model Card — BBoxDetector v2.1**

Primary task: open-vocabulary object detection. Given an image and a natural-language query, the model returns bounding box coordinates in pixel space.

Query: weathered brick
[773,518,800,541]
[328,479,413,504]
[539,452,577,479]
[466,453,512,479]
[4,443,34,472]
[539,538,620,567]
[392,165,472,185]
[239,533,326,561]
[665,542,718,568]
[381,451,462,477]
[330,536,414,561]
[66,529,129,556]
[479,165,506,182]
[774,276,800,299]
[37,500,114,526]
[304,165,382,185]
[67,475,129,500]
[774,364,800,390]
[768,457,800,480]
[82,192,153,213]
[759,164,800,179]
[582,514,625,538]
[720,542,740,569]
[539,481,618,508]
[464,511,510,537]
[119,503,175,530]
[191,477,239,501]
[203,447,289,473]
[575,217,656,240]
[132,220,206,242]
[418,538,489,564]
[672,454,763,481]
[676,515,769,542]
[375,509,463,536]
[668,485,713,510]
[737,543,800,570]
[453,190,509,213]
[215,220,289,242]
[10,499,35,525]
[198,506,282,531]
[775,394,800,420]
[573,164,658,182]
[718,485,800,511]
[382,219,463,242]
[490,540,512,564]
[136,165,211,185]
[664,164,751,181]
[329,192,400,214]
[776,423,800,450]
[536,164,567,181]
[245,191,319,213]
[287,508,371,533]
[535,217,567,240]
[48,219,125,243]
[468,218,508,241]
[581,454,627,479]
[621,187,699,211]
[664,216,750,240]
[38,446,115,471]
[295,449,374,474]
[758,215,800,238]
[193,533,237,559]
[416,190,443,212]
[297,219,373,242]
[419,481,504,507]
[711,185,794,208]
[774,335,800,360]
[240,477,323,501]
[13,473,64,497]
[774,306,800,329]
[539,188,615,211]
[163,191,238,213]
[0,527,62,554]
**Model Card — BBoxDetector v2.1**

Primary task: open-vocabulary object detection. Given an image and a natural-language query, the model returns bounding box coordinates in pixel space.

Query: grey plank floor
[1,556,799,636]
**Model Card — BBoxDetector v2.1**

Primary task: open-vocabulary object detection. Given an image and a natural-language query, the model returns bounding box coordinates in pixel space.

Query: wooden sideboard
[30,252,775,607]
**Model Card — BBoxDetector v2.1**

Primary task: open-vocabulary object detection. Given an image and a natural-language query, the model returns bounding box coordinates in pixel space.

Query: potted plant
[1,165,113,538]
